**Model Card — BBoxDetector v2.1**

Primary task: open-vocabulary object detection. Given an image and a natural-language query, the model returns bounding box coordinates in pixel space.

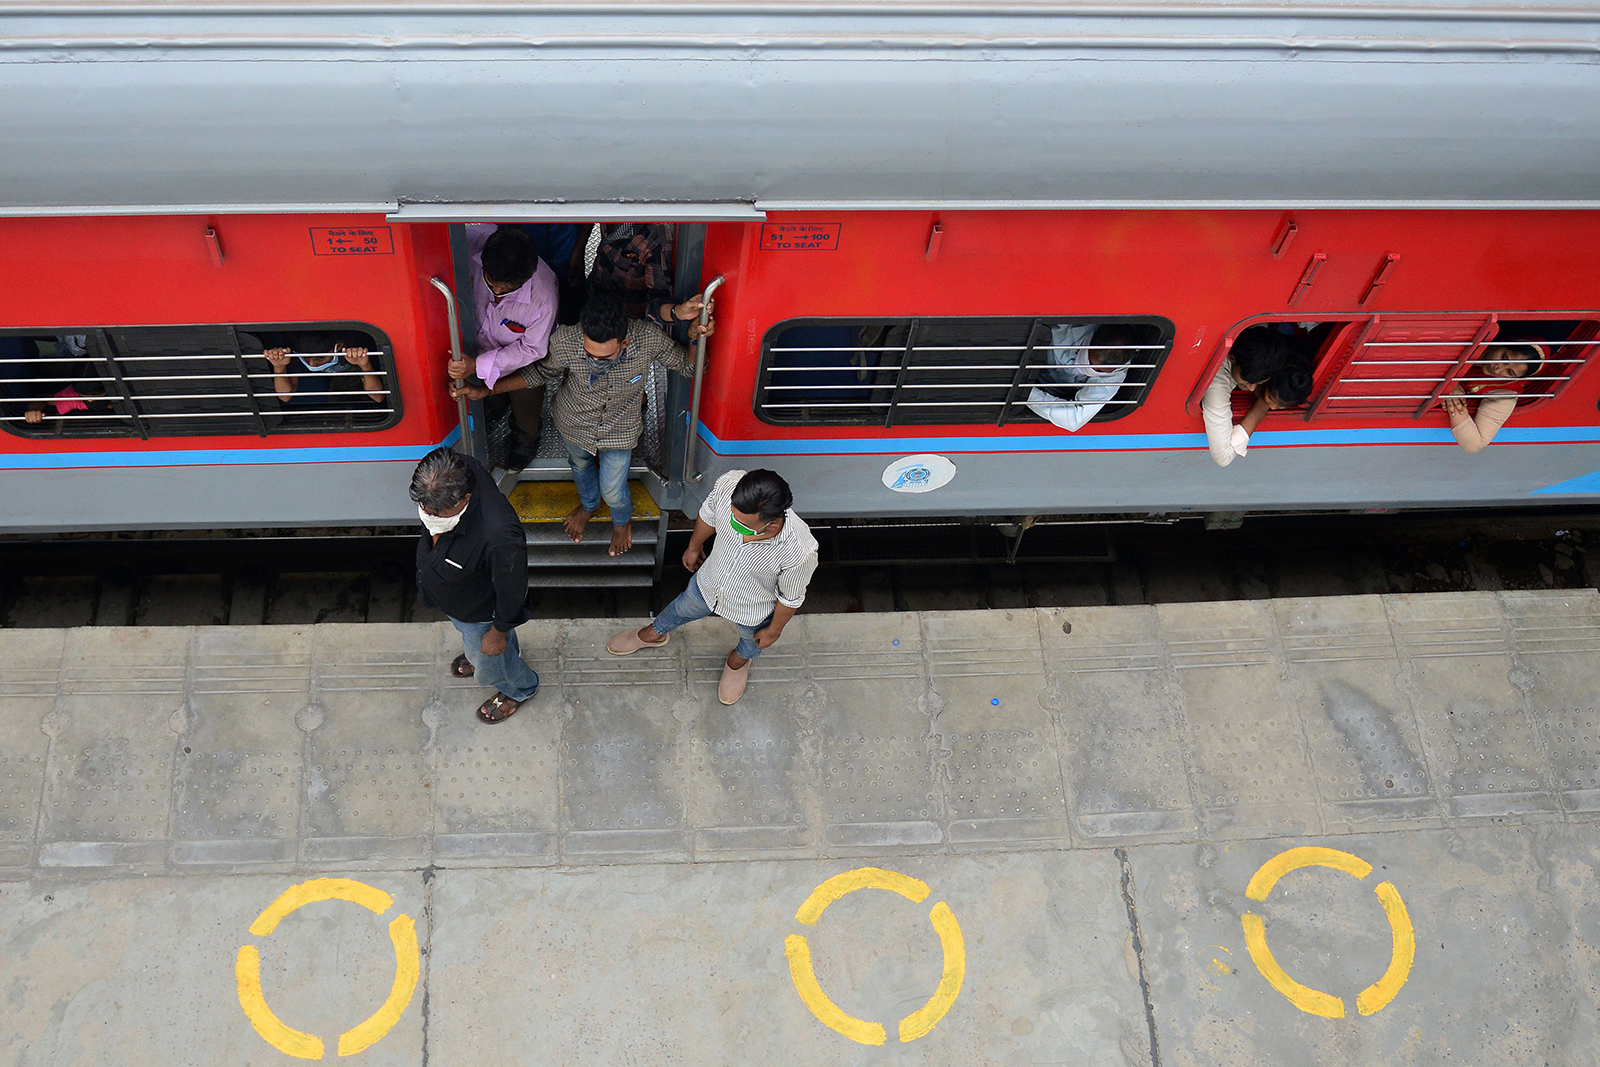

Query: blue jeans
[651,574,775,660]
[561,434,633,526]
[450,617,540,702]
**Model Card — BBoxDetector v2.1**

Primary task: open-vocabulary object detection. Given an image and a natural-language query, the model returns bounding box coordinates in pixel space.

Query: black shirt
[414,456,530,631]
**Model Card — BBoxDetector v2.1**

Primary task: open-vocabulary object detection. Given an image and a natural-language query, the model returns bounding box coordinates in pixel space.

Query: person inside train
[1236,360,1315,436]
[450,291,712,557]
[582,222,703,333]
[1441,340,1544,453]
[0,334,109,426]
[1201,326,1288,467]
[458,224,560,471]
[262,331,385,405]
[1024,322,1144,431]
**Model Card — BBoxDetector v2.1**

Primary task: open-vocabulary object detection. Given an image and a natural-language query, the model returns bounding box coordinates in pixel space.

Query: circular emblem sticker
[882,454,956,494]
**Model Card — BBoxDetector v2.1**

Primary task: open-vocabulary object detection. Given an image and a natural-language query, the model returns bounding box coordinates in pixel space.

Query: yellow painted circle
[236,877,421,1059]
[1240,847,1415,1019]
[784,866,966,1045]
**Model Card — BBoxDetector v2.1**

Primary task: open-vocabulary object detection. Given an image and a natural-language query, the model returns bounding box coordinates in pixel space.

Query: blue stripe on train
[0,424,461,470]
[694,422,1600,455]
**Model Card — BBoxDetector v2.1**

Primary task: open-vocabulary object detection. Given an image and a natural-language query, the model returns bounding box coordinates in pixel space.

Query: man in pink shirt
[461,225,559,470]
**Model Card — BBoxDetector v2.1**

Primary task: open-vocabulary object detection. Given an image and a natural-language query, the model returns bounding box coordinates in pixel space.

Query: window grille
[0,322,399,439]
[1200,314,1599,421]
[754,316,1174,427]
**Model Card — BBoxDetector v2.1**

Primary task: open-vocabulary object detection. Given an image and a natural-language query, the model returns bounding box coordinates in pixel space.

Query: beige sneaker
[607,626,669,656]
[718,658,750,705]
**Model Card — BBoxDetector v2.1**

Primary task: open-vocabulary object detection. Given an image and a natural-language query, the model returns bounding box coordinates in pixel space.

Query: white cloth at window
[1201,358,1252,467]
[1024,324,1130,433]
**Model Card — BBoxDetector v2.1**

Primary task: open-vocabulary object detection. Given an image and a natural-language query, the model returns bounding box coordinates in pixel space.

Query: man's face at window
[582,335,627,361]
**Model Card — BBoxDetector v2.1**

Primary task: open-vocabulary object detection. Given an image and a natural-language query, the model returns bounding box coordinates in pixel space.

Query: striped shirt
[694,470,820,626]
[521,319,693,453]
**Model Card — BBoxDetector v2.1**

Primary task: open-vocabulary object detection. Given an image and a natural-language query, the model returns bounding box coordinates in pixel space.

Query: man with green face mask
[606,469,818,706]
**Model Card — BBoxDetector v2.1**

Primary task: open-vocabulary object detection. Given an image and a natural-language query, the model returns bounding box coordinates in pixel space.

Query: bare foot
[609,522,633,556]
[563,505,592,543]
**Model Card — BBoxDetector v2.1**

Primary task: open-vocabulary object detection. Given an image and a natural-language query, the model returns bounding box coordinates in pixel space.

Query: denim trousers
[449,617,541,702]
[561,434,633,525]
[651,574,774,661]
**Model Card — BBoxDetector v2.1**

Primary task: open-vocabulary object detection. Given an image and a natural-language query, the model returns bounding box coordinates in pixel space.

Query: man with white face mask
[411,447,539,724]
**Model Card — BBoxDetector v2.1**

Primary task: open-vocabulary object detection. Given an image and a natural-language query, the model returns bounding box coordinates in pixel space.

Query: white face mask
[418,504,464,535]
[299,354,346,373]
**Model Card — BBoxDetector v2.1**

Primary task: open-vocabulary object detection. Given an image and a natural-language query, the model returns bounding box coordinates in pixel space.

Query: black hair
[580,292,630,345]
[481,226,538,289]
[1269,362,1314,407]
[1089,323,1142,350]
[731,469,794,524]
[1230,327,1289,385]
[410,447,473,511]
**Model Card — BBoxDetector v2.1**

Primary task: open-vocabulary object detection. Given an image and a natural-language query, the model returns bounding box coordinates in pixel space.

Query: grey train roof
[1,0,1598,217]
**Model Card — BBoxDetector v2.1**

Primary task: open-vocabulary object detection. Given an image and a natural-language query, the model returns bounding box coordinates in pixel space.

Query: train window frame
[0,320,401,440]
[1187,312,1600,423]
[753,314,1176,428]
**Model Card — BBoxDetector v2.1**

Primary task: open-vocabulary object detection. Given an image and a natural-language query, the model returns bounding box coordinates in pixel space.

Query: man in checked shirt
[453,291,711,556]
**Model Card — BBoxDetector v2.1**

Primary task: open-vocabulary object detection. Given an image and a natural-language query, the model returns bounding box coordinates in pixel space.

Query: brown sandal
[476,692,523,724]
[451,654,475,678]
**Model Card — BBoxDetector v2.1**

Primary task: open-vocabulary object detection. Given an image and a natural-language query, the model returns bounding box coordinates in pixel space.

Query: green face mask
[729,515,762,537]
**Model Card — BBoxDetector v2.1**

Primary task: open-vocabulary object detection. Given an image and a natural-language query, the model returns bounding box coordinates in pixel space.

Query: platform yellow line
[1245,846,1372,902]
[897,901,965,1042]
[794,867,930,926]
[784,934,888,1045]
[249,877,393,937]
[338,914,420,1057]
[236,945,326,1059]
[1240,913,1346,1019]
[1357,882,1415,1016]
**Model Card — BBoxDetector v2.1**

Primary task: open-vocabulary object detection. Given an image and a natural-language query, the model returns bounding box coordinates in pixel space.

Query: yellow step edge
[508,479,661,524]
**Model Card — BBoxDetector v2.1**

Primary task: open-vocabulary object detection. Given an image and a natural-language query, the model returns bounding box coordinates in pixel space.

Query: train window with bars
[0,322,399,439]
[754,315,1175,427]
[1201,314,1599,421]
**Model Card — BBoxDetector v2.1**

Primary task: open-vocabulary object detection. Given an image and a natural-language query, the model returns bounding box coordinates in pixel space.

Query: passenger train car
[2,0,1598,533]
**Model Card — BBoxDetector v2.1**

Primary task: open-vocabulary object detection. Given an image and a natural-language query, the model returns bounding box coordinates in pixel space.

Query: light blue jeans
[651,574,775,660]
[561,434,632,526]
[449,617,540,702]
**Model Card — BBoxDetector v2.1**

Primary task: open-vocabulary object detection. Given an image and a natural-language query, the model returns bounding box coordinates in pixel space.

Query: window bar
[226,325,270,438]
[1413,315,1498,419]
[1304,317,1378,420]
[95,329,149,440]
[996,319,1044,427]
[881,319,920,429]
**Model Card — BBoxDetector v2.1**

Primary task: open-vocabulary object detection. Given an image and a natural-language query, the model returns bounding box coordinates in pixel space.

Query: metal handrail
[681,274,725,484]
[429,276,474,459]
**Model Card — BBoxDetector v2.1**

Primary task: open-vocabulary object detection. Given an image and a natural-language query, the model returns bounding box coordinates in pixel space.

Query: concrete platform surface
[2,591,1600,1064]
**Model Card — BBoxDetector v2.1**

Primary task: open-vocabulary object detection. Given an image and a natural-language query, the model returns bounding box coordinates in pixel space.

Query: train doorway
[437,219,711,589]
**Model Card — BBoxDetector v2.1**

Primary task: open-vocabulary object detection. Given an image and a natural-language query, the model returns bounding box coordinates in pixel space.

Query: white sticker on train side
[882,454,956,494]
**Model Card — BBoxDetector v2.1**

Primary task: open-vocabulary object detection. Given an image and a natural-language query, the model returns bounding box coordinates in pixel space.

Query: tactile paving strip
[925,611,1068,844]
[807,615,941,848]
[688,705,808,852]
[1275,599,1436,827]
[38,631,188,867]
[173,632,311,864]
[1158,602,1319,839]
[1388,594,1555,817]
[0,631,60,867]
[302,635,434,861]
[1501,591,1600,811]
[431,622,561,860]
[1044,607,1196,840]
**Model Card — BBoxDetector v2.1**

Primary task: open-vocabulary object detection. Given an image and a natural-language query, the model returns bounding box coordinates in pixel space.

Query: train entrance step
[508,477,663,589]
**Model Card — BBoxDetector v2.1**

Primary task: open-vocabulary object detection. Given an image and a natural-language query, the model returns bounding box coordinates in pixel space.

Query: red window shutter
[1308,314,1497,419]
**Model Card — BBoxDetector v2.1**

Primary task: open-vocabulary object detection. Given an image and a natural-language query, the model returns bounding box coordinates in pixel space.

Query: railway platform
[3,591,1599,1065]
